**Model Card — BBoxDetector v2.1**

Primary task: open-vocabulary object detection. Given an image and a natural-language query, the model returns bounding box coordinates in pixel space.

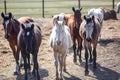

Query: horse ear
[31,24,34,30]
[80,7,82,11]
[57,16,59,20]
[92,15,94,20]
[8,12,12,18]
[1,12,4,18]
[72,7,75,12]
[21,24,25,31]
[84,15,86,20]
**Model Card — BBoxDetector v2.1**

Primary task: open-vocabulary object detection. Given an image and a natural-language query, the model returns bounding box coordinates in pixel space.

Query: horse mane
[92,16,100,38]
[11,18,20,35]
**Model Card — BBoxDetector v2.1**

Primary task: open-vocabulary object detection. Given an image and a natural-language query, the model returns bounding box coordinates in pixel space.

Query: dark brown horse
[1,12,33,75]
[64,7,83,63]
[18,23,42,80]
[79,15,101,75]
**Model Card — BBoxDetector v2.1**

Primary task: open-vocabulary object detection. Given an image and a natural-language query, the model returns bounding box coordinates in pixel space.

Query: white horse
[50,14,72,80]
[88,8,104,26]
[117,2,120,13]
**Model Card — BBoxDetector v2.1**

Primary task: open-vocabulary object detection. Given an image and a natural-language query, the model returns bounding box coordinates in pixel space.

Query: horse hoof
[93,65,97,69]
[79,59,82,63]
[19,63,24,67]
[37,75,40,80]
[56,77,59,80]
[63,69,66,72]
[89,59,93,63]
[73,59,77,63]
[85,70,89,76]
[14,72,19,75]
[60,78,63,80]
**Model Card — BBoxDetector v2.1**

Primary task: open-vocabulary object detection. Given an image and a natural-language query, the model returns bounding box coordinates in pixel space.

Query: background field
[0,0,120,80]
[0,0,120,18]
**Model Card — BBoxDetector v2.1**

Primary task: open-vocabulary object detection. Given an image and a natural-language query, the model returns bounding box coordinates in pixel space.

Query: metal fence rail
[0,0,119,18]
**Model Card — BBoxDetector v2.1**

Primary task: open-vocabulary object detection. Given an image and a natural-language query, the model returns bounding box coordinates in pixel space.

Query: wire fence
[0,0,119,18]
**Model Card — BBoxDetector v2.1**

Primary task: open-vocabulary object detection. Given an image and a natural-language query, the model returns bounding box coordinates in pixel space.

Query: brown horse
[18,22,42,80]
[1,12,33,75]
[79,15,101,75]
[64,7,83,63]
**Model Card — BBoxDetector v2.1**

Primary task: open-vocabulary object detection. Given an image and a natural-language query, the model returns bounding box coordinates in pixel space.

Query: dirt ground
[0,16,120,80]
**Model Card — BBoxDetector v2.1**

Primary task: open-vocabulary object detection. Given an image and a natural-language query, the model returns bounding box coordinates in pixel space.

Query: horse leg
[16,46,21,72]
[88,44,92,64]
[59,55,64,80]
[77,37,82,63]
[9,43,19,75]
[84,41,89,75]
[93,42,97,69]
[32,50,40,80]
[19,55,24,67]
[26,54,31,74]
[73,38,77,63]
[21,51,28,80]
[63,54,67,72]
[54,52,59,80]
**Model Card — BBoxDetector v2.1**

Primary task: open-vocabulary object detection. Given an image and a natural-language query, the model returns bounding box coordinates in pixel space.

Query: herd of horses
[0,5,119,80]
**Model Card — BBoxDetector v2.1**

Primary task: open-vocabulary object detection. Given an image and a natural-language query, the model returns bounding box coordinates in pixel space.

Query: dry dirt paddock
[0,16,120,80]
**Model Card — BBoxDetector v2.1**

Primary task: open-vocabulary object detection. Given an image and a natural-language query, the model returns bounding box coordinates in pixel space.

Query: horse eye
[2,23,5,25]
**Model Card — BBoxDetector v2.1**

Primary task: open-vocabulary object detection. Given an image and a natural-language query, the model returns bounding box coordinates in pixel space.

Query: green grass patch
[0,0,120,18]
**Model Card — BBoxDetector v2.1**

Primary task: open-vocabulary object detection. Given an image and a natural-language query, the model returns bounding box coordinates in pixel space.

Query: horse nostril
[5,35,9,39]
[57,41,61,45]
[86,38,91,42]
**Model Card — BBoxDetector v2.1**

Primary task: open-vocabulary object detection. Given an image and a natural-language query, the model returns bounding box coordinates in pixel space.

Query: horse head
[53,14,65,46]
[21,23,34,53]
[84,15,95,42]
[1,12,14,39]
[72,7,82,29]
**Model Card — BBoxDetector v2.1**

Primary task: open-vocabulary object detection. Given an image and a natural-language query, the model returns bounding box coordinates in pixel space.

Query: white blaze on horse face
[85,21,94,40]
[55,25,64,46]
[5,20,10,35]
[27,31,30,36]
[5,20,9,29]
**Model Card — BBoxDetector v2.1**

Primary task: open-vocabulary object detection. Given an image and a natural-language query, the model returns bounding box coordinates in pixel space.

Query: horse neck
[92,19,97,38]
[10,18,20,35]
[73,14,82,24]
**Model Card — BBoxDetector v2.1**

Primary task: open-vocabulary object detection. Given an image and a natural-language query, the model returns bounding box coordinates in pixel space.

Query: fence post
[42,0,45,18]
[78,0,80,8]
[4,0,7,14]
[112,0,114,9]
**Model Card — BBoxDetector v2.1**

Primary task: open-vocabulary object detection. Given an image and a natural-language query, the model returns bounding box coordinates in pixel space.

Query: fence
[0,0,119,18]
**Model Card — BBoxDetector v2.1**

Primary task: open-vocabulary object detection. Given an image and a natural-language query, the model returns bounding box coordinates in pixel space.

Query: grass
[0,0,120,19]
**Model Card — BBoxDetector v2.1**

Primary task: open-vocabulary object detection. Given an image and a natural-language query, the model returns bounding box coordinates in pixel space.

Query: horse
[50,14,72,80]
[79,15,101,75]
[88,8,104,26]
[64,7,83,63]
[117,2,120,13]
[102,8,117,20]
[1,12,33,75]
[17,22,42,80]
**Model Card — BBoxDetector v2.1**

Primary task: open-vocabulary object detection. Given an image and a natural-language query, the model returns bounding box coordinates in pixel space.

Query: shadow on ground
[16,68,49,80]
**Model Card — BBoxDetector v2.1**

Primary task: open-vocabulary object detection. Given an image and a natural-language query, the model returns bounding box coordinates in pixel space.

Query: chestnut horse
[79,15,101,75]
[1,12,33,75]
[64,7,83,63]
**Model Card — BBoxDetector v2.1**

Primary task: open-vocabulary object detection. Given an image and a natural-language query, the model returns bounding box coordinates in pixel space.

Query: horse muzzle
[86,38,92,42]
[57,41,61,46]
[4,34,10,39]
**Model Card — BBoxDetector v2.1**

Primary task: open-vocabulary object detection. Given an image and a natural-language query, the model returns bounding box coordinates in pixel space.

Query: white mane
[88,8,104,24]
[117,2,120,13]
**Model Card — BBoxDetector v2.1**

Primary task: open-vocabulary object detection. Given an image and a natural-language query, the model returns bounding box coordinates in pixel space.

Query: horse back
[18,17,34,24]
[33,24,42,48]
